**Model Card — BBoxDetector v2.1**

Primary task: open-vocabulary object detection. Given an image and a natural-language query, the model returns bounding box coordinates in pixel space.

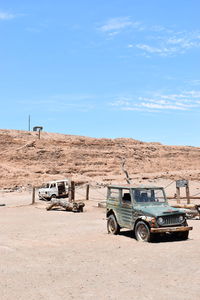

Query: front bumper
[150,226,193,233]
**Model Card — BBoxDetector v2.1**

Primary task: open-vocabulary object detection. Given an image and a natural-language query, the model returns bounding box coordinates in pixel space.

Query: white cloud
[150,25,169,32]
[121,107,145,112]
[110,90,200,113]
[184,90,200,98]
[0,12,15,20]
[98,17,200,56]
[136,30,200,56]
[166,33,200,49]
[140,102,187,111]
[110,100,128,107]
[188,79,200,86]
[136,44,177,56]
[99,17,142,35]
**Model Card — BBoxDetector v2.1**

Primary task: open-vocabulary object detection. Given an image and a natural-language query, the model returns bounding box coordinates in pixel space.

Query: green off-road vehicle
[106,185,193,242]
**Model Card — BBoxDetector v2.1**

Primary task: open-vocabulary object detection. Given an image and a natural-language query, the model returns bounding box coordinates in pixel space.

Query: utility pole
[28,115,31,131]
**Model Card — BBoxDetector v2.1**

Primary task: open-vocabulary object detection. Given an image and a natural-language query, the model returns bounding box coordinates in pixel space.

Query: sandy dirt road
[0,188,199,300]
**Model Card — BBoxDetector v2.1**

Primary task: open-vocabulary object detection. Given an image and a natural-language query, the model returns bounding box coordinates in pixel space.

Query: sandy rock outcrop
[0,129,200,188]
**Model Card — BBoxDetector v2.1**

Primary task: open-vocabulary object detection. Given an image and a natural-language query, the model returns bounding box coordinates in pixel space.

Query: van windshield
[42,183,50,188]
[133,188,166,203]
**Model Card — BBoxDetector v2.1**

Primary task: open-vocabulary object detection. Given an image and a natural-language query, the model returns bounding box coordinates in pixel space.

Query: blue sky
[1,0,200,146]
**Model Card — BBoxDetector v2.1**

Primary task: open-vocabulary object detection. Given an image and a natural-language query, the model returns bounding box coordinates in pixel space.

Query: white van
[38,179,69,200]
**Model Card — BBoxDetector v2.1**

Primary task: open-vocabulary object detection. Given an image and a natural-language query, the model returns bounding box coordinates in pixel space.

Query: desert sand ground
[0,180,200,300]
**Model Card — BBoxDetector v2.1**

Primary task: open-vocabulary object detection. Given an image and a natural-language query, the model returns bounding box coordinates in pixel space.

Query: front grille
[160,215,183,226]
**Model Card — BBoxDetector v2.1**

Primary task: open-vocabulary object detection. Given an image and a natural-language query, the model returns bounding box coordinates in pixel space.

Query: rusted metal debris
[46,199,85,212]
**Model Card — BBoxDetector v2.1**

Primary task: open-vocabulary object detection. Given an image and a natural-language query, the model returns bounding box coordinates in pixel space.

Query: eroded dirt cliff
[0,129,200,188]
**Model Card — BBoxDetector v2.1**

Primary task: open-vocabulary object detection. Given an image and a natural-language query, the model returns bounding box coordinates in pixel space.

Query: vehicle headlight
[157,217,165,225]
[178,215,185,223]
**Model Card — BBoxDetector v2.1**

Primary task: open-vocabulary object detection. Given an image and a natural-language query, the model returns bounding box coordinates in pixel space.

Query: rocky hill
[0,129,200,188]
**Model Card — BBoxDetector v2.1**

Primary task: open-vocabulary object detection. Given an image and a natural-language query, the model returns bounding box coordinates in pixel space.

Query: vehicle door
[119,188,133,229]
[64,181,69,194]
[49,183,57,196]
[107,187,121,221]
[57,182,65,196]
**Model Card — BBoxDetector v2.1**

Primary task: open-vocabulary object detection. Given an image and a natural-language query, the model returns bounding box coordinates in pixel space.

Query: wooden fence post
[86,184,89,200]
[71,181,75,202]
[32,187,36,205]
[186,186,190,204]
[176,187,180,204]
[68,179,72,202]
[68,179,75,202]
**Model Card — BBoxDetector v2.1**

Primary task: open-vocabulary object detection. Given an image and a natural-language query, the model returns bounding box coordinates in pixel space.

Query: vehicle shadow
[46,208,83,213]
[47,208,66,211]
[119,230,190,243]
[119,230,135,239]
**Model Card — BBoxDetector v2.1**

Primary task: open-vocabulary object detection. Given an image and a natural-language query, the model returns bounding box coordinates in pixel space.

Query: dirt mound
[0,129,200,188]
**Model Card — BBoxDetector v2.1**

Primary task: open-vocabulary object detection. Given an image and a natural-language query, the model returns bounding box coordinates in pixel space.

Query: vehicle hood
[135,204,184,217]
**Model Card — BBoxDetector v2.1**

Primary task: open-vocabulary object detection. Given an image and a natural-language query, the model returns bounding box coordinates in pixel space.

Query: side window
[122,189,131,203]
[108,188,120,201]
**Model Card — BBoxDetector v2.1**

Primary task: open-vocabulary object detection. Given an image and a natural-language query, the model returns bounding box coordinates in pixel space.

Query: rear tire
[107,215,120,235]
[135,221,152,242]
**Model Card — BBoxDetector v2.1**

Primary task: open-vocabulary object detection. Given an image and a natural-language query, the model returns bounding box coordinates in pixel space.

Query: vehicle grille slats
[162,215,181,226]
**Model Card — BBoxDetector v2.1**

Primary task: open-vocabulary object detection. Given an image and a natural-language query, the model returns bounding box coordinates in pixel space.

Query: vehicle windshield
[42,183,50,188]
[133,188,166,203]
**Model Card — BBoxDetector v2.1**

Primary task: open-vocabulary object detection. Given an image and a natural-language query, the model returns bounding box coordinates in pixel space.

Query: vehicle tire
[107,214,120,235]
[135,221,152,242]
[173,231,189,240]
[51,194,57,200]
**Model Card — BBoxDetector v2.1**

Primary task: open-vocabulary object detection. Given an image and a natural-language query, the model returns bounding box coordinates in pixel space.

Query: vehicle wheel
[51,194,56,200]
[135,221,151,242]
[107,215,120,235]
[173,231,189,240]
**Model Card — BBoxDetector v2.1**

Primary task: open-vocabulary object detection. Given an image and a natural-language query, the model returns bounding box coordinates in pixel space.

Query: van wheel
[135,221,151,242]
[51,194,57,200]
[107,215,120,235]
